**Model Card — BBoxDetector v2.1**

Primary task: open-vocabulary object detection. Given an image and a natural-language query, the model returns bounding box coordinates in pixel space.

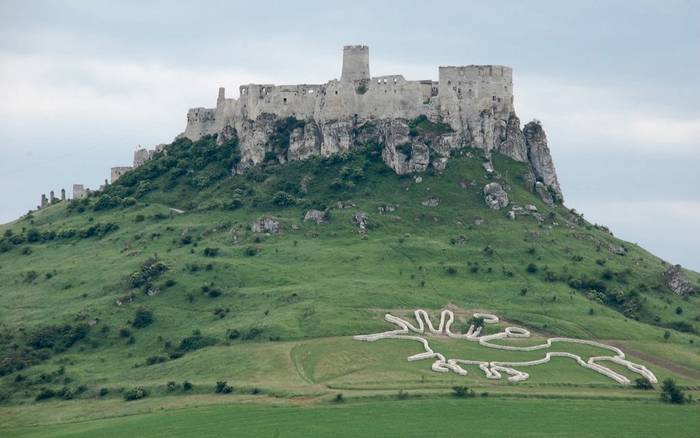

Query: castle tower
[217,87,225,105]
[61,189,66,201]
[49,190,55,203]
[341,45,370,82]
[41,194,47,208]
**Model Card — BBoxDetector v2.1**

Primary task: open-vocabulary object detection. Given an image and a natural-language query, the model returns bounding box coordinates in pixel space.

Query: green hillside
[1,135,698,434]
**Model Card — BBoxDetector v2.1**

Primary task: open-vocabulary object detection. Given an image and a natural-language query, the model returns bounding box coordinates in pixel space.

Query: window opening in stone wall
[283,98,287,103]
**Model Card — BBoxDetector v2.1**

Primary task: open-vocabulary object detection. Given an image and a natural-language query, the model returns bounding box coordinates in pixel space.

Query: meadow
[0,136,698,434]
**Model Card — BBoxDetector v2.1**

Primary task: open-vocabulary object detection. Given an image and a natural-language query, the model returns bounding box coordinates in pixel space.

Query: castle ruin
[177,45,560,199]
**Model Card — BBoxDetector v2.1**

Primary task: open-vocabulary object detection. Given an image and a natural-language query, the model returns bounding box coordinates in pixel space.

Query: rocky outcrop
[524,121,562,201]
[483,183,509,210]
[220,113,563,204]
[663,265,696,297]
[535,181,554,206]
[352,212,370,233]
[496,113,527,162]
[251,216,281,234]
[304,209,328,224]
[421,197,440,208]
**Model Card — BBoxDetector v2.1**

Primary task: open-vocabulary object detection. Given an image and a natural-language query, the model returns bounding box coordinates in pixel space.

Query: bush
[119,328,132,338]
[182,381,193,391]
[132,308,154,328]
[244,246,258,257]
[633,377,654,390]
[145,355,167,366]
[452,385,475,398]
[272,191,296,207]
[166,381,178,392]
[99,387,109,397]
[526,263,538,274]
[35,388,56,401]
[397,389,409,400]
[660,379,686,404]
[27,324,89,352]
[203,247,220,257]
[176,332,217,353]
[333,393,344,403]
[128,257,168,289]
[215,381,233,394]
[124,386,148,401]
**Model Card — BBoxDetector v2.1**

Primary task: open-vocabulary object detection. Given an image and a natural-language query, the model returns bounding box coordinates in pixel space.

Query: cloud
[517,75,700,153]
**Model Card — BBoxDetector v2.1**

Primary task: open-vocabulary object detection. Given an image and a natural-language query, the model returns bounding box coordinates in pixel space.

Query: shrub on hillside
[452,385,475,398]
[203,247,220,257]
[132,308,154,329]
[660,379,686,404]
[128,257,168,289]
[633,377,654,390]
[215,381,233,394]
[123,386,148,401]
[27,324,89,353]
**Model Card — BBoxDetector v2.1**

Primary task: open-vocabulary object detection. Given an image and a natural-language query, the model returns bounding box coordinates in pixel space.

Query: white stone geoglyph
[353,309,657,385]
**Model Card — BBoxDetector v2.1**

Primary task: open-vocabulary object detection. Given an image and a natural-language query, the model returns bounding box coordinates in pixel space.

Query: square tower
[341,45,370,82]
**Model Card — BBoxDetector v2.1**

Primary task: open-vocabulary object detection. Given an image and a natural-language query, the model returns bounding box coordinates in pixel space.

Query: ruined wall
[110,166,132,183]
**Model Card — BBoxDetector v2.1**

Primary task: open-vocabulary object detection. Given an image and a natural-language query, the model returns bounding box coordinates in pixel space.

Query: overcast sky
[0,1,698,270]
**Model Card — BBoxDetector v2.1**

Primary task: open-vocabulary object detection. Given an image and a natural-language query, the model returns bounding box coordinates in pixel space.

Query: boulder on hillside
[251,217,280,234]
[352,212,370,233]
[534,181,554,206]
[421,197,440,208]
[304,209,328,224]
[483,182,509,210]
[663,265,697,297]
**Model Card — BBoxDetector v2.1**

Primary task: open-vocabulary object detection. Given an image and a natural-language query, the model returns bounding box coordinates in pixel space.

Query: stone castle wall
[181,46,513,156]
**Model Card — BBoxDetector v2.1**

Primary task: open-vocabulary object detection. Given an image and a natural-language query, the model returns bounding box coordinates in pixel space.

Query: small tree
[660,379,685,404]
[132,308,154,328]
[452,385,474,398]
[633,377,653,390]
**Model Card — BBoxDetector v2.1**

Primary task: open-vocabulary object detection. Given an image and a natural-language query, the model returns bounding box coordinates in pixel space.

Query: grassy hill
[1,135,698,435]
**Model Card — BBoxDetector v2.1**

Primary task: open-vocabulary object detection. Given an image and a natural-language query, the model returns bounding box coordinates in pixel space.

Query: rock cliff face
[216,112,562,204]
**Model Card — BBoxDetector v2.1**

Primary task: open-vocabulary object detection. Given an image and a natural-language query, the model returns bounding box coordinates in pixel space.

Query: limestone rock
[663,265,697,297]
[422,197,440,208]
[482,161,495,174]
[251,216,281,234]
[535,181,554,206]
[496,113,527,162]
[288,121,321,161]
[377,204,397,214]
[352,212,370,233]
[483,183,509,210]
[524,120,562,201]
[381,120,430,174]
[432,157,448,172]
[303,209,328,224]
[335,200,356,209]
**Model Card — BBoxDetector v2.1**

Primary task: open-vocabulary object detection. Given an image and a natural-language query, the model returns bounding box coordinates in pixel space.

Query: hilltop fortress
[42,45,561,207]
[180,45,561,200]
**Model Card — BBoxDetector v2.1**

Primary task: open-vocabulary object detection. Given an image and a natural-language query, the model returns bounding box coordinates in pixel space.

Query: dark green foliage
[333,393,344,403]
[132,308,154,329]
[128,257,168,289]
[244,246,258,257]
[408,115,453,137]
[35,388,56,401]
[124,386,148,401]
[99,387,109,396]
[272,191,296,207]
[395,143,413,160]
[203,247,220,257]
[145,356,167,366]
[27,324,89,353]
[452,385,475,398]
[660,379,685,404]
[633,377,654,390]
[93,195,120,211]
[268,117,305,159]
[183,381,193,391]
[215,381,233,393]
[175,331,217,354]
[526,263,538,274]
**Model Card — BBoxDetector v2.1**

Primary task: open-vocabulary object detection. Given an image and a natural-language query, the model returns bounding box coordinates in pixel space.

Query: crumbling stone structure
[179,45,561,199]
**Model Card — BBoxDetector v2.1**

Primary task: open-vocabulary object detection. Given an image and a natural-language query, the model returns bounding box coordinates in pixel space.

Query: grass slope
[0,135,698,432]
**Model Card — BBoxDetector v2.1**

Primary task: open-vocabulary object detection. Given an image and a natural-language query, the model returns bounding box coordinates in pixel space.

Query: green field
[0,136,698,434]
[5,398,699,437]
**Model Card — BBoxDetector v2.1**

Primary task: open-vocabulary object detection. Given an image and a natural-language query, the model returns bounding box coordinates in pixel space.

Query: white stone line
[353,309,657,385]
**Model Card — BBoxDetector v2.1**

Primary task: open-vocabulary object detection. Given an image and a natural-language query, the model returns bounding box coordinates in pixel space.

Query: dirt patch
[609,342,700,380]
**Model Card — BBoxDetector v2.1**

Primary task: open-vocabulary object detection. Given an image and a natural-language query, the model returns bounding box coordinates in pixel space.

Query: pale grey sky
[1,1,698,269]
